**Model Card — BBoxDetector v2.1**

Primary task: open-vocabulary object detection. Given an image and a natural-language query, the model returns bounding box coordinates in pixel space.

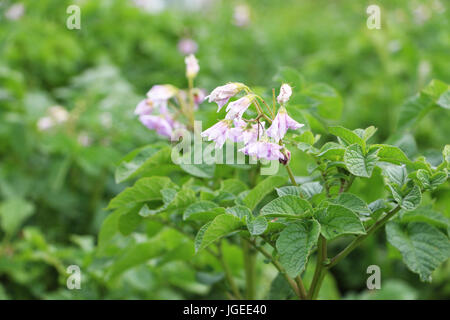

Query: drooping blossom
[206,83,246,111]
[185,54,200,78]
[146,84,177,109]
[228,120,263,145]
[277,84,292,105]
[134,99,154,116]
[233,4,250,27]
[201,120,233,148]
[139,115,174,138]
[266,107,303,141]
[239,140,285,161]
[225,94,255,120]
[177,38,198,55]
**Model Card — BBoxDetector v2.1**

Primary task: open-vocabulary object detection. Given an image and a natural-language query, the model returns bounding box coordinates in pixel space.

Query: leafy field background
[0,0,449,299]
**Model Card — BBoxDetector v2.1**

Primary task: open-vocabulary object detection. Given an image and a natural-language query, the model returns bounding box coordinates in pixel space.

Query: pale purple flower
[134,99,153,116]
[266,107,304,141]
[146,84,177,110]
[277,84,292,105]
[239,141,285,161]
[177,38,198,55]
[233,4,250,27]
[201,120,232,148]
[193,88,207,110]
[225,94,255,120]
[139,115,173,138]
[206,83,246,111]
[37,117,54,131]
[185,54,200,78]
[5,3,25,21]
[228,120,263,145]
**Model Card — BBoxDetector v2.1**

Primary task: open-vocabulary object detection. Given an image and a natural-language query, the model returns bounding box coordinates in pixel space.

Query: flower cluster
[135,54,201,137]
[202,83,303,163]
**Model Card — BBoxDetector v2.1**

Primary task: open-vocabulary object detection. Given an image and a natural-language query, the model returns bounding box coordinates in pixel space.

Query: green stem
[245,238,304,299]
[307,235,327,299]
[242,238,256,299]
[285,164,298,186]
[218,241,243,300]
[326,205,401,269]
[295,275,308,299]
[187,77,195,129]
[253,100,273,124]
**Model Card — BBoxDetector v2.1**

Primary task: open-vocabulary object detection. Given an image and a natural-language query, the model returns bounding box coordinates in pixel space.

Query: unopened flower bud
[185,54,199,79]
[277,83,292,105]
[279,149,291,165]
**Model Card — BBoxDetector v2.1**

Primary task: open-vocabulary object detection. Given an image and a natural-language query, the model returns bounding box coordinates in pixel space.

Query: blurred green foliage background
[0,0,449,299]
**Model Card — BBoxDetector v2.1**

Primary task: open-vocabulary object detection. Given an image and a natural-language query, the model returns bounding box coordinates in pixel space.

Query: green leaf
[183,201,225,222]
[362,126,377,141]
[430,171,448,188]
[184,208,225,223]
[318,142,345,160]
[443,145,450,167]
[344,144,378,178]
[268,273,296,300]
[389,185,422,211]
[375,145,412,165]
[416,169,431,189]
[167,188,197,211]
[437,90,450,109]
[397,79,449,130]
[386,221,450,282]
[98,209,122,249]
[331,193,371,217]
[0,198,35,236]
[261,195,312,218]
[381,164,407,187]
[242,176,287,210]
[220,179,248,195]
[107,177,177,209]
[226,206,252,219]
[399,206,450,229]
[183,201,218,220]
[108,240,164,279]
[315,205,365,240]
[246,216,268,236]
[180,163,215,178]
[299,182,323,199]
[195,214,244,252]
[305,83,343,120]
[276,186,302,197]
[276,220,320,277]
[273,66,305,90]
[118,204,143,236]
[297,130,315,145]
[115,145,172,183]
[329,126,365,149]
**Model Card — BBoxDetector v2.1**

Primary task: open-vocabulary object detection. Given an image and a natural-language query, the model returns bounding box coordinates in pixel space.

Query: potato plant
[100,63,450,299]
